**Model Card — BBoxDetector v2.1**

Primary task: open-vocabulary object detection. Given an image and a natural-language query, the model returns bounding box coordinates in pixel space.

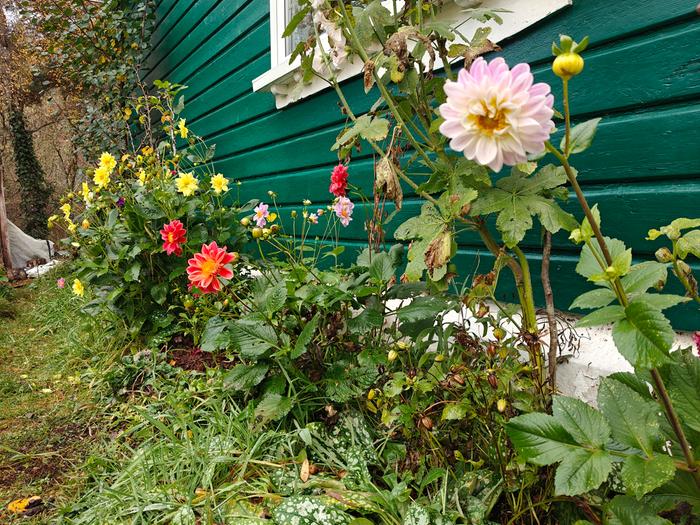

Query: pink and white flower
[308,213,319,224]
[334,197,354,227]
[439,57,555,172]
[253,203,270,227]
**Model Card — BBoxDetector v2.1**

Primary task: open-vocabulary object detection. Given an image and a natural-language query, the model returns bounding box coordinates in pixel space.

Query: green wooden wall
[145,0,700,329]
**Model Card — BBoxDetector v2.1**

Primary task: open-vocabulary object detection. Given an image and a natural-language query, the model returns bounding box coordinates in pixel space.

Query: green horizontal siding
[148,0,700,329]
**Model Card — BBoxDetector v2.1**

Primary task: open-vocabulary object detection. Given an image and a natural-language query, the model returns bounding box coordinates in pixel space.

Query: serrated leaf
[369,252,395,283]
[621,454,676,498]
[621,261,668,294]
[232,319,277,359]
[605,495,672,525]
[636,293,690,311]
[612,300,673,368]
[506,413,577,465]
[553,396,610,447]
[576,305,625,328]
[570,288,616,310]
[677,229,700,259]
[396,296,449,323]
[255,393,292,421]
[563,118,601,155]
[555,448,613,496]
[597,378,661,455]
[201,316,231,352]
[224,363,269,391]
[668,352,700,432]
[292,314,319,359]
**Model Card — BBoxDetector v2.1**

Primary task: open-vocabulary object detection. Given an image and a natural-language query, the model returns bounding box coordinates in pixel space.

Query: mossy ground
[0,277,103,524]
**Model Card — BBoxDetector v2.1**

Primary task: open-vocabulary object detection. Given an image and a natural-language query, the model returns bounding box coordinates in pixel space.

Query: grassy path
[0,277,102,524]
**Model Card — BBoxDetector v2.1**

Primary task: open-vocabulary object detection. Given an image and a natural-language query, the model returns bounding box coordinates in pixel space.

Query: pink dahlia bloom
[186,241,238,294]
[253,203,269,228]
[160,219,187,256]
[334,196,354,227]
[439,57,554,172]
[56,277,65,289]
[694,332,700,357]
[329,164,349,197]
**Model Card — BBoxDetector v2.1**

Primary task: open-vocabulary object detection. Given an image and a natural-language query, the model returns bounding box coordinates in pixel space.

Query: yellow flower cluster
[178,119,189,139]
[93,152,117,189]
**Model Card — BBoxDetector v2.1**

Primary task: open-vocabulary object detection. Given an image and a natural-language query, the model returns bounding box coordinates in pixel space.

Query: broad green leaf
[471,165,569,247]
[553,396,610,447]
[201,316,231,352]
[648,471,700,515]
[224,363,269,391]
[597,378,661,455]
[668,352,700,432]
[255,393,292,421]
[150,282,168,305]
[333,114,390,150]
[232,319,277,359]
[369,252,395,283]
[570,288,616,310]
[554,448,613,496]
[124,261,141,282]
[272,495,351,525]
[505,413,577,465]
[292,313,319,359]
[576,305,625,328]
[621,261,668,294]
[562,118,601,155]
[576,237,627,280]
[621,454,676,498]
[395,202,445,281]
[397,296,449,323]
[347,307,384,334]
[353,0,392,48]
[605,495,672,525]
[612,300,673,368]
[677,229,700,259]
[441,402,468,421]
[637,293,690,311]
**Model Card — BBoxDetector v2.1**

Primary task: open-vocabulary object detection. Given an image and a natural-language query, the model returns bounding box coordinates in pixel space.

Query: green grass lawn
[0,277,104,524]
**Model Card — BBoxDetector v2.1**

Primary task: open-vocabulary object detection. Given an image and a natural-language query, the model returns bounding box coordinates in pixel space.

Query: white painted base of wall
[385,299,695,405]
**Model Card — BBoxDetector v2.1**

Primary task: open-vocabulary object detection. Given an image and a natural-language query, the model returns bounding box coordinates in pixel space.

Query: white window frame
[253,0,572,109]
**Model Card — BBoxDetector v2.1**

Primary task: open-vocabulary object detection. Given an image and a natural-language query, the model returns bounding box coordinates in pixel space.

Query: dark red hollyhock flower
[160,219,187,256]
[329,164,349,197]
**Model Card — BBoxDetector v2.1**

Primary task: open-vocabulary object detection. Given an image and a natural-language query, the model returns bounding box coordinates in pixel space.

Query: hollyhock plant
[254,203,270,227]
[334,196,354,227]
[329,164,349,197]
[160,219,187,256]
[186,241,238,294]
[439,57,555,172]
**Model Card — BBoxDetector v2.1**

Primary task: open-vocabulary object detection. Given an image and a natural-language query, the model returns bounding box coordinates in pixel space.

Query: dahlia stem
[562,79,571,156]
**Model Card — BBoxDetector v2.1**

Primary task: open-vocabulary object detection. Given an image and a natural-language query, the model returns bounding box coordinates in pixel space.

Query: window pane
[285,1,314,55]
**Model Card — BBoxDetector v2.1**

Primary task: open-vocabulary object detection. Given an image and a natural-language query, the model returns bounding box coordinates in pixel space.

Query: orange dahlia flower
[186,241,237,294]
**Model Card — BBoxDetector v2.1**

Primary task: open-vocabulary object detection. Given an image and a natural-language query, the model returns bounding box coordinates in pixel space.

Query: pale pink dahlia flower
[439,57,555,172]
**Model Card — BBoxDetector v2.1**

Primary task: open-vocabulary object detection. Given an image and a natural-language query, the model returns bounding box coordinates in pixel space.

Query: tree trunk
[0,2,14,270]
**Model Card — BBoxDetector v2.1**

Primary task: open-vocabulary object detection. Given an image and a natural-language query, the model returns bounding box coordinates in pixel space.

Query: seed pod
[420,416,434,430]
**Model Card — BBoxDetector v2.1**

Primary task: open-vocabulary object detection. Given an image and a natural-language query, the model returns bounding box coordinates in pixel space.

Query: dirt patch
[168,346,236,372]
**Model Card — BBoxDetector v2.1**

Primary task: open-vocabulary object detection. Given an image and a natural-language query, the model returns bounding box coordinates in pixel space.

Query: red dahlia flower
[186,241,238,294]
[329,164,349,197]
[160,219,187,256]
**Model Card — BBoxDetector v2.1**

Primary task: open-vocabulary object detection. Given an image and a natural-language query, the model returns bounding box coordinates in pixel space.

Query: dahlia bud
[552,34,588,80]
[487,373,498,389]
[252,227,263,239]
[270,224,280,234]
[434,353,445,362]
[553,52,584,80]
[655,247,673,263]
[240,217,251,227]
[493,327,506,341]
[387,349,399,362]
[496,399,507,413]
[420,416,433,430]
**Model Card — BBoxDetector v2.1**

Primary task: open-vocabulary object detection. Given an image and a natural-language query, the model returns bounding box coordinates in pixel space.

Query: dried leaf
[300,458,310,482]
[375,156,403,210]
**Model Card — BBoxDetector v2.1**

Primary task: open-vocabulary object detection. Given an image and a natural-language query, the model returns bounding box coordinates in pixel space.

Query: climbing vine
[9,107,52,238]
